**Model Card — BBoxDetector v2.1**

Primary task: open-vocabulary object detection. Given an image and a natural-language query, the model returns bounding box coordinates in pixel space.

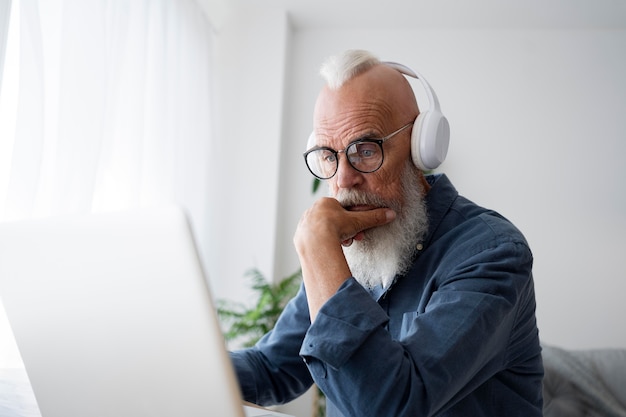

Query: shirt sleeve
[300,232,538,416]
[230,284,314,406]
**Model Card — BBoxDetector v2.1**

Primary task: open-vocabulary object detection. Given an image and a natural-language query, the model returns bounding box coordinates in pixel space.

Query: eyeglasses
[303,122,414,180]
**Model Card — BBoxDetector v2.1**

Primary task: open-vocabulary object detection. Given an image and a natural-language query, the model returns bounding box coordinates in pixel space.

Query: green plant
[218,268,326,417]
[312,177,321,194]
[217,268,302,348]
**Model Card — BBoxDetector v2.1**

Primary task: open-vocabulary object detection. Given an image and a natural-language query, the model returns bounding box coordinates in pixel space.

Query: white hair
[319,49,381,90]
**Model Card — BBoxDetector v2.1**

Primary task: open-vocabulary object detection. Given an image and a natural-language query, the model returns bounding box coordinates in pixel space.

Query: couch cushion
[542,345,626,417]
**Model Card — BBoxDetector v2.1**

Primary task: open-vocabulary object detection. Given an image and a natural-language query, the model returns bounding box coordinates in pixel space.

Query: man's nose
[334,154,364,189]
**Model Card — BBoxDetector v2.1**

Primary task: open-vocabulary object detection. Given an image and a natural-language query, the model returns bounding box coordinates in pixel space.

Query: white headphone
[307,61,450,171]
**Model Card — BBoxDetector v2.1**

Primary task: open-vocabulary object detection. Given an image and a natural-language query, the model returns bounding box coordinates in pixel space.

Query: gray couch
[542,345,626,417]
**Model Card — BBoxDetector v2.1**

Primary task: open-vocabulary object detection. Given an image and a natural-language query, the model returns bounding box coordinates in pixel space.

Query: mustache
[334,189,401,212]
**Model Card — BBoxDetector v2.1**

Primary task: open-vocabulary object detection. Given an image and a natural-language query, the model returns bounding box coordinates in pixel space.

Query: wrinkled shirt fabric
[231,174,543,417]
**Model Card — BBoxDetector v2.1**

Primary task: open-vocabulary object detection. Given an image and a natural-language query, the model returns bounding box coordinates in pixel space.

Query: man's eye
[355,143,379,158]
[321,151,337,163]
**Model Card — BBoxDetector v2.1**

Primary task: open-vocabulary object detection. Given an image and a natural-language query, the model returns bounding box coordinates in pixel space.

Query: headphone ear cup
[411,111,450,171]
[306,132,315,150]
[305,132,324,177]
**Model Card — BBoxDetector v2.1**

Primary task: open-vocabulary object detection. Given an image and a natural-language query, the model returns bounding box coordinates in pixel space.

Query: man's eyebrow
[352,129,382,141]
[317,128,383,148]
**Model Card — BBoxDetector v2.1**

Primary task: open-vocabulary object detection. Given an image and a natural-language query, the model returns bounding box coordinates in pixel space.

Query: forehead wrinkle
[315,100,396,148]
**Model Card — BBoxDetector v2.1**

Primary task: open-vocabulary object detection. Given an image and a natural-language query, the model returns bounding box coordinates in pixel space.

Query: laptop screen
[0,207,291,417]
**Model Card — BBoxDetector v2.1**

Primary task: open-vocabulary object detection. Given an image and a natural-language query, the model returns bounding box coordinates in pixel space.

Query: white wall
[212,16,626,350]
[206,6,290,302]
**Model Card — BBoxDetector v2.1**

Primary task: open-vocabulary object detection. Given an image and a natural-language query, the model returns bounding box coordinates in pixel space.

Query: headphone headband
[382,61,443,113]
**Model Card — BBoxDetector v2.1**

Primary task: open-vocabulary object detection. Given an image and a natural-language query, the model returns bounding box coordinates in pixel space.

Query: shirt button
[416,243,424,251]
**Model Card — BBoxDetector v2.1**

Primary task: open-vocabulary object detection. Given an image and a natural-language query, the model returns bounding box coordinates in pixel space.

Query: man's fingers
[295,198,396,248]
[356,207,396,229]
[341,208,396,242]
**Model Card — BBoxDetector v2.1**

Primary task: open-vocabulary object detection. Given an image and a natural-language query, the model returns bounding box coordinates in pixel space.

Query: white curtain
[0,0,16,370]
[0,0,9,91]
[0,0,214,222]
[0,0,215,367]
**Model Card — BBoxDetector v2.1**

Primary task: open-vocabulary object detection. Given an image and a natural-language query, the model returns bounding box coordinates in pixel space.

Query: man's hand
[293,197,396,322]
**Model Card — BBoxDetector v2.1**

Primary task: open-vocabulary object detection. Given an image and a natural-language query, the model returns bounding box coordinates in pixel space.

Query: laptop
[0,206,292,417]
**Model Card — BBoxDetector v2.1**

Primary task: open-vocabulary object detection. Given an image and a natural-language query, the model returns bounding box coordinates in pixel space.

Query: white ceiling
[201,0,626,31]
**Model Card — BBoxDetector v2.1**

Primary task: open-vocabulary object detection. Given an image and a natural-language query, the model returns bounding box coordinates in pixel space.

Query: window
[0,0,216,368]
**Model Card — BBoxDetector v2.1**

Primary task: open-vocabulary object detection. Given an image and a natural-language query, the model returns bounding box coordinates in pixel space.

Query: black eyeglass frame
[303,122,414,180]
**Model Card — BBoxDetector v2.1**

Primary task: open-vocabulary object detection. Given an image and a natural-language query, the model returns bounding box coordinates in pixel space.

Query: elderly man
[230,49,543,417]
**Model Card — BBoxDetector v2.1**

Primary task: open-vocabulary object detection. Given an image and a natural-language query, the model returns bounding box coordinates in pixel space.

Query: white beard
[335,161,429,290]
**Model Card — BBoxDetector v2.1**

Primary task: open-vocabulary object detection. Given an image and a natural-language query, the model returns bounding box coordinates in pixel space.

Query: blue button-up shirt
[231,174,543,416]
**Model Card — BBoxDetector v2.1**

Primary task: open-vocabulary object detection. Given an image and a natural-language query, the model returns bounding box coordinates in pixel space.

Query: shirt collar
[423,173,459,248]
